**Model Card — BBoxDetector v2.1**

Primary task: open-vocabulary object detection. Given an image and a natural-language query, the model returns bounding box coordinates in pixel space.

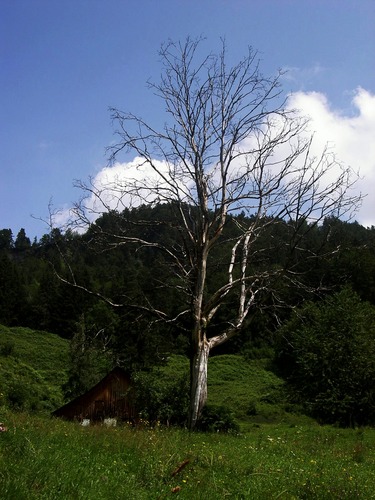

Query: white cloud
[58,88,375,231]
[286,88,375,227]
[58,156,194,231]
[89,158,171,211]
[88,156,194,210]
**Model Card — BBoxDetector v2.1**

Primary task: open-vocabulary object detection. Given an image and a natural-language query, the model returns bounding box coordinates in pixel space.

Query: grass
[0,324,290,425]
[208,355,291,425]
[1,409,375,499]
[2,325,375,497]
[0,324,306,429]
[0,325,69,412]
[154,354,303,429]
[0,325,69,376]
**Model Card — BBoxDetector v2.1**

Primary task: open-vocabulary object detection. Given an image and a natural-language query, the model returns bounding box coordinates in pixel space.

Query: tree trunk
[188,339,210,430]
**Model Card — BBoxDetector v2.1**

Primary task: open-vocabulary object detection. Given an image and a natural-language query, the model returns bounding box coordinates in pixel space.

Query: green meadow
[0,325,69,413]
[2,325,375,498]
[1,411,375,499]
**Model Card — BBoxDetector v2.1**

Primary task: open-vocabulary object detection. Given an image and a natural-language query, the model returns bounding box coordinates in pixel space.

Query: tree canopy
[275,288,375,426]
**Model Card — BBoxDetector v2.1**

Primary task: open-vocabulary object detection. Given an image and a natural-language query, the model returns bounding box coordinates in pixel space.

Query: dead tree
[65,38,361,429]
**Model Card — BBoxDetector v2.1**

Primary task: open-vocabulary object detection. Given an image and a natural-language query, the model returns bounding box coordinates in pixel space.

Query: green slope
[0,326,300,426]
[153,353,300,428]
[207,354,291,426]
[0,325,69,412]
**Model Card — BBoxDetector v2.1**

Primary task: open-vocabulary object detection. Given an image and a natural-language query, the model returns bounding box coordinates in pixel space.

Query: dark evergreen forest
[2,207,375,355]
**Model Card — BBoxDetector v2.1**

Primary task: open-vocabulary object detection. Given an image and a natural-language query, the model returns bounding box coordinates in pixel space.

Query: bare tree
[67,38,361,429]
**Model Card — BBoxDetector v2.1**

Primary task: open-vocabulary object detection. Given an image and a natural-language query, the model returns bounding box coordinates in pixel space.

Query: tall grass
[1,410,375,499]
[2,330,375,498]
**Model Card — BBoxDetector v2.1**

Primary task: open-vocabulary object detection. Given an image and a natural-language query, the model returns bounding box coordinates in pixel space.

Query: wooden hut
[52,367,136,424]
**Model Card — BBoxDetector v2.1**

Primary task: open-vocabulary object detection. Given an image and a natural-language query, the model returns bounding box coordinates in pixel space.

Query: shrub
[275,288,375,426]
[132,370,189,426]
[196,404,239,433]
[6,382,38,411]
[246,401,257,416]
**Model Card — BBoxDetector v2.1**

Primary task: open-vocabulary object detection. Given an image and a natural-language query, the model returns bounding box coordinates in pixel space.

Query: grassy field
[2,325,375,498]
[1,409,375,499]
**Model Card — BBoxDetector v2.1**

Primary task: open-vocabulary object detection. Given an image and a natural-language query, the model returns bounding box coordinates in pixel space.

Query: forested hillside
[2,207,375,425]
[2,208,375,345]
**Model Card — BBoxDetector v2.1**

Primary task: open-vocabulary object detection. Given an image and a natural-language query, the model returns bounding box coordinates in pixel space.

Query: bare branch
[53,37,362,429]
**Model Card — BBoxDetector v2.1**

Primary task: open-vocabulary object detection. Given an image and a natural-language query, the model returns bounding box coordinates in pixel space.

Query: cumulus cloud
[287,88,375,227]
[88,158,174,211]
[57,88,375,231]
[87,156,195,210]
[55,156,194,230]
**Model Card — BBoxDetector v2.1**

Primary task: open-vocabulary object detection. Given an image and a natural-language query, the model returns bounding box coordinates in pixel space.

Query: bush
[246,401,257,416]
[132,370,189,426]
[196,404,239,433]
[275,288,375,426]
[6,382,39,411]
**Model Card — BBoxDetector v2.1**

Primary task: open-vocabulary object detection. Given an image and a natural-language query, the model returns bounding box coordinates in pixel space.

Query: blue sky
[1,0,375,239]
